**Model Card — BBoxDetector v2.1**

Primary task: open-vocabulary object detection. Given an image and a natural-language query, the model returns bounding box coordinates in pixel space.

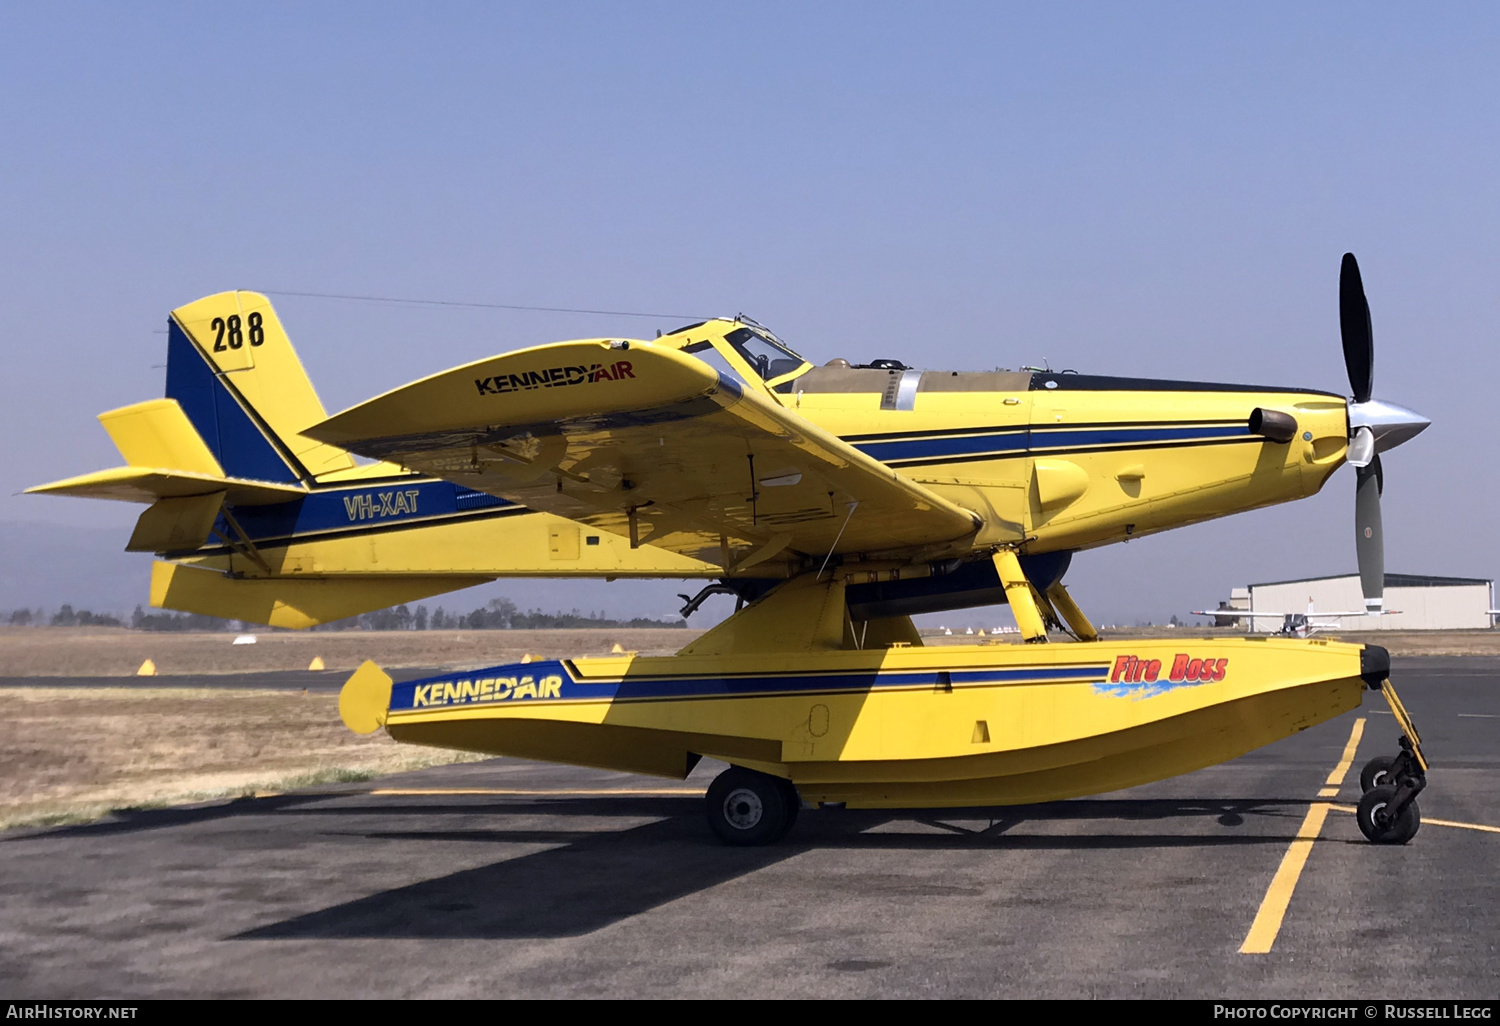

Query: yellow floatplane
[33,254,1431,844]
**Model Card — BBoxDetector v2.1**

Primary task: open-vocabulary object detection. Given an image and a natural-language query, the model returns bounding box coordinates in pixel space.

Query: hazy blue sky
[3,3,1496,626]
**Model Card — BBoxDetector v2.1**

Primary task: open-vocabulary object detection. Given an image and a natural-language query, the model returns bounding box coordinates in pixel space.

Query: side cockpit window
[723,327,804,381]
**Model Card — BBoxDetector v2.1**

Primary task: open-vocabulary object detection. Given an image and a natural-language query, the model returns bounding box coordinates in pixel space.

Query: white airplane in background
[1195,598,1395,638]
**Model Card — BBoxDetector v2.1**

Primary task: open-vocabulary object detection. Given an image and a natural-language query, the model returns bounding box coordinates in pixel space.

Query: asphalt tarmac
[1,656,1496,998]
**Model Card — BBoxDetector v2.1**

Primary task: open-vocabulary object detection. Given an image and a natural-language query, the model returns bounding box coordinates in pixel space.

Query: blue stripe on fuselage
[205,422,1249,550]
[208,479,516,549]
[851,423,1250,464]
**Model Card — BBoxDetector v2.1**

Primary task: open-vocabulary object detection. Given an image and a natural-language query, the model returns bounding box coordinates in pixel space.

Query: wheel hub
[722,787,764,830]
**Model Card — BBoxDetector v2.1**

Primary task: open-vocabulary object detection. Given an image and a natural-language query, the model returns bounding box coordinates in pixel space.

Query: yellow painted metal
[150,561,492,629]
[306,338,980,567]
[548,522,580,560]
[373,635,1368,808]
[1380,679,1428,771]
[25,465,307,506]
[792,388,1348,556]
[1033,458,1090,512]
[993,549,1048,641]
[98,399,224,476]
[677,575,850,656]
[128,493,226,552]
[173,507,721,580]
[1047,581,1098,641]
[339,660,394,734]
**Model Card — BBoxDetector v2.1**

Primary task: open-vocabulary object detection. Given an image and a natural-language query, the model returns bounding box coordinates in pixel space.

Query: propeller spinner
[1339,253,1430,614]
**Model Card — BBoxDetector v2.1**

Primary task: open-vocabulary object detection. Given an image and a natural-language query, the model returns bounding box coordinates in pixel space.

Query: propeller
[1338,254,1429,615]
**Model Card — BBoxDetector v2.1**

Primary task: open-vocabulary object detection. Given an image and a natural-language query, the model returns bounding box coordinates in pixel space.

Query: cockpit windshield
[723,327,805,381]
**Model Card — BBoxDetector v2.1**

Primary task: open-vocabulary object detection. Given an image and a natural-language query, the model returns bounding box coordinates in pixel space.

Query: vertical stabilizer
[166,291,355,482]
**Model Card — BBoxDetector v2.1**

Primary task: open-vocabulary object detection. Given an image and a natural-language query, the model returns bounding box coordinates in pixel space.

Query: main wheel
[774,777,802,841]
[1356,784,1421,844]
[706,767,795,846]
[1360,755,1397,793]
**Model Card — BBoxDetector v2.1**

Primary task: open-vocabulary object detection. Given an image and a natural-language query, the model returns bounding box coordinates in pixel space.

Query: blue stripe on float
[386,659,1113,713]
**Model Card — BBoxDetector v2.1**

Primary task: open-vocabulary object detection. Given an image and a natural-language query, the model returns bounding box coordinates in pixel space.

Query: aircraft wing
[307,339,979,568]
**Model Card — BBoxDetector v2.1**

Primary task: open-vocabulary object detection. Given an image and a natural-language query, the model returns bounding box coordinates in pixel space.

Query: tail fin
[167,291,354,481]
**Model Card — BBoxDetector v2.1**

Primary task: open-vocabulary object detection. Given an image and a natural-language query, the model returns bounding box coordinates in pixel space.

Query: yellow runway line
[1239,716,1365,955]
[1316,719,1365,797]
[367,787,704,797]
[1324,716,1366,789]
[1328,805,1500,835]
[1238,802,1331,954]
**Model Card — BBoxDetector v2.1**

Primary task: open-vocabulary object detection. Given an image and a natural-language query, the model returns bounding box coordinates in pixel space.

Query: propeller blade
[1340,253,1374,404]
[1355,456,1384,614]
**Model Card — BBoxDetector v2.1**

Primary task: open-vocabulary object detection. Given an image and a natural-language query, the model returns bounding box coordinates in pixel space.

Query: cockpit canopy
[670,318,810,387]
[721,326,804,381]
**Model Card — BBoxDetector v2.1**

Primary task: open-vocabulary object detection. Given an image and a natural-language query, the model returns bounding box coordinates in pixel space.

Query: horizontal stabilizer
[27,466,306,506]
[29,395,310,510]
[99,399,224,477]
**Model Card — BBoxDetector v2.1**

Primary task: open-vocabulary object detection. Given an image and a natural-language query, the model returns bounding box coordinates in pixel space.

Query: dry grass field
[0,627,700,831]
[0,687,487,831]
[0,625,699,677]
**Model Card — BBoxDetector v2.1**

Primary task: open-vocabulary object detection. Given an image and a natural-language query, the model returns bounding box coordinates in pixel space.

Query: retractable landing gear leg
[992,549,1048,643]
[1356,678,1428,845]
[1046,582,1099,642]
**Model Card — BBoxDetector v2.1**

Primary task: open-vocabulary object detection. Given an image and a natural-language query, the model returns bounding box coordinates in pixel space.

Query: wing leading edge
[307,339,979,570]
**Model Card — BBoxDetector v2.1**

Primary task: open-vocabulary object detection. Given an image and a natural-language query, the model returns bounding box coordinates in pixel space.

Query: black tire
[1356,784,1421,844]
[706,767,794,846]
[774,778,802,841]
[1360,755,1397,793]
[1391,799,1422,844]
